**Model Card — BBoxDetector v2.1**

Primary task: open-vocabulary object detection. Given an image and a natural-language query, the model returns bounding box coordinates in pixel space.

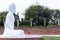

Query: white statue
[2,3,25,37]
[5,3,15,30]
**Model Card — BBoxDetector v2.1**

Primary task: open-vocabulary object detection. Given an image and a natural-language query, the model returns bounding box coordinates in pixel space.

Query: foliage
[24,5,53,26]
[0,11,8,26]
[52,9,60,20]
[40,8,53,26]
[51,9,60,26]
[14,13,19,26]
[20,21,30,26]
[20,18,30,27]
[56,10,60,18]
[25,5,43,20]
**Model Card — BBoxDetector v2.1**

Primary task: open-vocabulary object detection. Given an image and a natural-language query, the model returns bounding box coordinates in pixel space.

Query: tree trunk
[58,18,60,27]
[30,18,33,27]
[43,18,46,27]
[17,19,19,27]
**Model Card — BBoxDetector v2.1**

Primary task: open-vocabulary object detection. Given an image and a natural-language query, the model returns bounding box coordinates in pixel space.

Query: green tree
[0,11,8,26]
[24,5,53,26]
[40,7,53,26]
[55,10,60,26]
[25,5,43,20]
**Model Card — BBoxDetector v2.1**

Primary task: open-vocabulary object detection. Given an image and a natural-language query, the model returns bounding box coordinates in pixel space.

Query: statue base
[2,29,25,37]
[0,35,42,40]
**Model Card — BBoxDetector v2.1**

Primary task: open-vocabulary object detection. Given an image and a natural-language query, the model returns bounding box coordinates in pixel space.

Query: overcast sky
[0,0,60,20]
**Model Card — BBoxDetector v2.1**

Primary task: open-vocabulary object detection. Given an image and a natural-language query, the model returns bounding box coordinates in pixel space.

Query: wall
[19,27,60,35]
[0,27,60,35]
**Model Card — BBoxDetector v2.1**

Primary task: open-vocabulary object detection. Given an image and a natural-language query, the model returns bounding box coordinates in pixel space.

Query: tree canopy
[24,5,53,26]
[0,11,8,26]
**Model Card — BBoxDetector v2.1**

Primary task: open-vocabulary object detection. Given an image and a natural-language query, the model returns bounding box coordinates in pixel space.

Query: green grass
[41,36,60,40]
[48,24,56,27]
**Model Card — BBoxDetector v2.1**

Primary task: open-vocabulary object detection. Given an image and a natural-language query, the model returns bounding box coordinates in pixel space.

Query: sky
[0,0,60,20]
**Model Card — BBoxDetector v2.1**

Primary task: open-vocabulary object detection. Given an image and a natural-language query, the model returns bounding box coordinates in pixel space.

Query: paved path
[0,34,60,38]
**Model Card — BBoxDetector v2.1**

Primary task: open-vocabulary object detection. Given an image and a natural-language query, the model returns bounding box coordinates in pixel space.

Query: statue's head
[9,3,16,13]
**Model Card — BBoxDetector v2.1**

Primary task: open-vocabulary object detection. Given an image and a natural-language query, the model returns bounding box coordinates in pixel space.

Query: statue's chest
[7,14,15,22]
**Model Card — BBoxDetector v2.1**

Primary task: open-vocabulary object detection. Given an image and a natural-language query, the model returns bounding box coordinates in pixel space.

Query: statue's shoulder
[6,13,12,18]
[7,12,12,16]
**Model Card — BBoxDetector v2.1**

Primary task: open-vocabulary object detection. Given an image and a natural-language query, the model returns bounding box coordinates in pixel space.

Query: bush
[20,25,29,27]
[20,21,30,27]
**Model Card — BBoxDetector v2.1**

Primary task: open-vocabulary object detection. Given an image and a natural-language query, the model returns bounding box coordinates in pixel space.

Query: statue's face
[9,3,16,13]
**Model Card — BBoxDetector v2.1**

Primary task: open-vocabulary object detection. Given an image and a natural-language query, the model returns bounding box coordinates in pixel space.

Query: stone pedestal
[2,30,25,37]
[0,38,41,40]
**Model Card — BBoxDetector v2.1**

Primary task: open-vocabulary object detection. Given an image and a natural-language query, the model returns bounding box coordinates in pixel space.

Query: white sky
[0,0,60,20]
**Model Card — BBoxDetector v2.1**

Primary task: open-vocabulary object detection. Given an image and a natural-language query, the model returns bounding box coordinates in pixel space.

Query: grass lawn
[41,36,60,40]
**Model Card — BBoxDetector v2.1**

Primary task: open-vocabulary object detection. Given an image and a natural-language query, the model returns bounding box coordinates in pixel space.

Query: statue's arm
[5,15,11,27]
